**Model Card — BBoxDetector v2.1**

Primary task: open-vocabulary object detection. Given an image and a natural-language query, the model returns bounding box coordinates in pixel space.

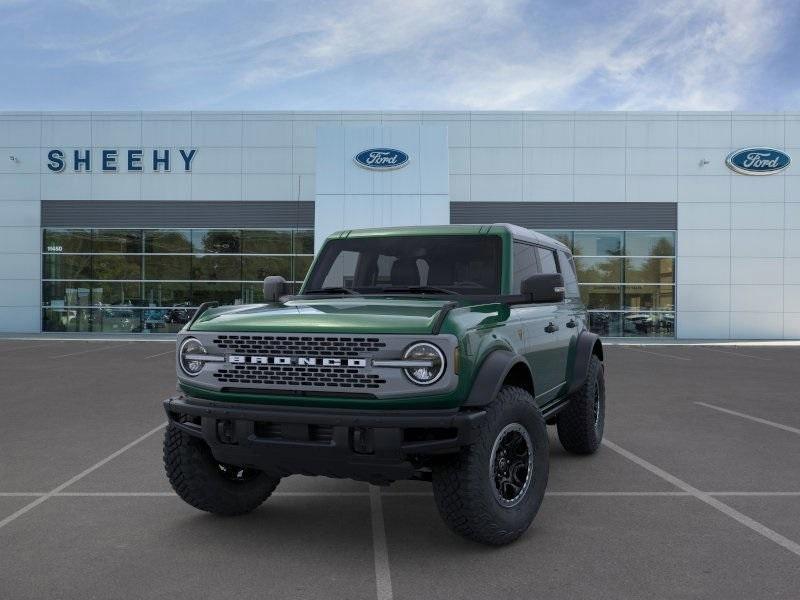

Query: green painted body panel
[190,298,452,335]
[180,224,586,411]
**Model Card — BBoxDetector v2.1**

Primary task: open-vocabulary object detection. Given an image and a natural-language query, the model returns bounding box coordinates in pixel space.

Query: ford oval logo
[354,148,409,170]
[726,147,790,175]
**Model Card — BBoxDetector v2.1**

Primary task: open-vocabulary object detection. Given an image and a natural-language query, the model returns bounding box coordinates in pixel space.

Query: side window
[536,247,559,274]
[558,250,580,299]
[512,241,539,293]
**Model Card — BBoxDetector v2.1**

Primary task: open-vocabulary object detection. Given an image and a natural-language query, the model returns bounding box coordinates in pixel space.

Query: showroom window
[41,228,314,333]
[539,230,676,338]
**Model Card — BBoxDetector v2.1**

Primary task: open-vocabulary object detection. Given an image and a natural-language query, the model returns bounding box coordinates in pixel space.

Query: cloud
[0,0,794,110]
[414,0,786,110]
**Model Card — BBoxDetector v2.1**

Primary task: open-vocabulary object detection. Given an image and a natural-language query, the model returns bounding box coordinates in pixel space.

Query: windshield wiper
[304,287,360,295]
[377,285,457,295]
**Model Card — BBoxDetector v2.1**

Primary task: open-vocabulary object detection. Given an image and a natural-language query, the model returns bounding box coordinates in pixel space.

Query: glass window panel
[96,282,143,306]
[623,312,675,337]
[321,250,359,289]
[43,229,92,253]
[43,254,92,280]
[44,281,144,307]
[242,256,292,281]
[162,305,196,330]
[143,282,192,307]
[144,255,192,280]
[43,281,91,307]
[536,247,559,274]
[43,307,93,332]
[625,231,675,256]
[579,285,622,310]
[573,231,623,257]
[558,251,580,299]
[294,229,314,254]
[574,257,622,284]
[192,229,241,253]
[513,242,539,293]
[93,230,142,253]
[93,307,143,333]
[294,256,313,283]
[623,285,675,311]
[539,230,573,250]
[242,230,292,254]
[241,283,264,304]
[92,255,142,280]
[624,258,674,284]
[588,312,622,337]
[191,282,243,306]
[144,229,191,253]
[191,255,242,280]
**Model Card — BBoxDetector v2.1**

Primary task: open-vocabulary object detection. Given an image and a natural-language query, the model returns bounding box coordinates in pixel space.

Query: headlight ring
[179,337,207,377]
[402,342,446,386]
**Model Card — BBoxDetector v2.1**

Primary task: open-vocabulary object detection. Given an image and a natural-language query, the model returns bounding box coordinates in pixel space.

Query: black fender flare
[462,349,532,408]
[567,331,603,395]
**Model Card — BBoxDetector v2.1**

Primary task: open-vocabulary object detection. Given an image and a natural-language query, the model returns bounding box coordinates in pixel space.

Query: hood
[188,297,455,335]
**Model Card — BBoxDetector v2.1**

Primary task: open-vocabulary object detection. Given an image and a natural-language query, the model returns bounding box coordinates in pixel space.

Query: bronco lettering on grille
[228,355,368,367]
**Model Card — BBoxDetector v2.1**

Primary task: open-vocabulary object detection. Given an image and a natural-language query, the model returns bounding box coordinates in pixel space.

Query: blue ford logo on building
[726,147,790,175]
[354,148,409,170]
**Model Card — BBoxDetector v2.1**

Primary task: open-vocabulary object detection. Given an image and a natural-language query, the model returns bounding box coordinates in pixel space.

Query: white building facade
[0,110,798,339]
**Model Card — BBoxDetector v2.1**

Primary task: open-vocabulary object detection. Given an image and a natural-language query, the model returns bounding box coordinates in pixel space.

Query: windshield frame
[300,234,504,297]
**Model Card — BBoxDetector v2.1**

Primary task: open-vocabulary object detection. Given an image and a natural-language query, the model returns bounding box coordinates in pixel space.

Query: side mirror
[521,273,565,303]
[263,275,288,302]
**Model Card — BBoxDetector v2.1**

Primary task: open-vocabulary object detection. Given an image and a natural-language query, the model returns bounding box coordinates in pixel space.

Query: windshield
[303,235,502,295]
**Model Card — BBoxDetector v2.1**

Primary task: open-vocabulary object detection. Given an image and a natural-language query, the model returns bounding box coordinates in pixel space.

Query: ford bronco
[163,224,605,545]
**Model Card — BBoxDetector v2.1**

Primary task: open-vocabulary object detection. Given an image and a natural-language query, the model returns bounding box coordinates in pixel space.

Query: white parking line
[696,347,771,361]
[369,485,393,600]
[143,349,175,359]
[603,438,800,558]
[622,347,691,361]
[0,421,166,531]
[50,343,134,358]
[696,402,800,436]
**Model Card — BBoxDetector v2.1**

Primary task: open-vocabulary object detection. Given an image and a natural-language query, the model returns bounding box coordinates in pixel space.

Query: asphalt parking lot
[1,339,799,599]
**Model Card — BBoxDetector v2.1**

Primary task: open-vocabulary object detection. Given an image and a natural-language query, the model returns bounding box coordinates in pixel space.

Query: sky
[1,0,798,111]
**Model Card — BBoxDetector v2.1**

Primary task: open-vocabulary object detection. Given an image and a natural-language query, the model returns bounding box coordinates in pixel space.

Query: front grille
[213,364,386,389]
[212,335,386,357]
[210,334,389,391]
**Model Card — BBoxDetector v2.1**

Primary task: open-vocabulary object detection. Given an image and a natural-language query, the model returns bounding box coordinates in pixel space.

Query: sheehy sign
[46,148,197,172]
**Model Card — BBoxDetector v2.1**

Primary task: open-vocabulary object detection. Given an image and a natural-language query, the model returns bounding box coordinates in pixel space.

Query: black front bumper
[163,395,486,483]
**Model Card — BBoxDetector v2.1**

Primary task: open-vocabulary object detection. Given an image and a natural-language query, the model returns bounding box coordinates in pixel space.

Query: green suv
[163,224,605,545]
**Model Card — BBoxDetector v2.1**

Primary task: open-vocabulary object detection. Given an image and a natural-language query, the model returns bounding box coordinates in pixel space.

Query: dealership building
[0,110,798,339]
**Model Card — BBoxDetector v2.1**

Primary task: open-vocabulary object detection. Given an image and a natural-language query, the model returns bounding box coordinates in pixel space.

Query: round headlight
[179,337,207,377]
[403,342,445,385]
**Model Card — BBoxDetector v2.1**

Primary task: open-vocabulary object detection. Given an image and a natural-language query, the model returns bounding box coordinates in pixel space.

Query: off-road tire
[164,421,280,516]
[556,354,605,454]
[431,386,549,545]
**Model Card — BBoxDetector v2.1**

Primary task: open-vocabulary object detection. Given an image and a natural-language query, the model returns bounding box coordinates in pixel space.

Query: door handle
[566,319,577,328]
[544,322,559,334]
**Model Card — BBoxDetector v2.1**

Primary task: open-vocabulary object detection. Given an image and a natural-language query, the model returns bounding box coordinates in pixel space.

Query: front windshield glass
[303,235,502,295]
